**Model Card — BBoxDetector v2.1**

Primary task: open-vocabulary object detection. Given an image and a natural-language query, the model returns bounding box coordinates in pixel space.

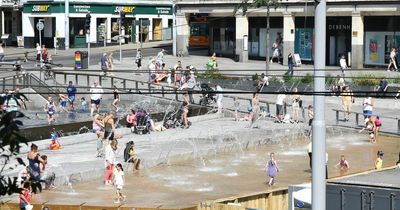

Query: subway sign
[32,5,50,12]
[114,6,135,13]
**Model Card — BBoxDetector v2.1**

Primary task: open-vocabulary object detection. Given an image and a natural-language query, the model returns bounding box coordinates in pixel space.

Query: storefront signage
[32,5,50,12]
[73,5,90,13]
[24,4,172,15]
[328,24,350,31]
[156,7,171,14]
[114,6,135,13]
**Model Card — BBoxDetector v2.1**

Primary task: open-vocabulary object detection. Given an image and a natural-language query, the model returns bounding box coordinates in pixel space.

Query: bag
[298,99,303,108]
[25,204,33,210]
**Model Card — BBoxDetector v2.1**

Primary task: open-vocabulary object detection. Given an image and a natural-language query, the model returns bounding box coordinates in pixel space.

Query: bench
[332,109,400,133]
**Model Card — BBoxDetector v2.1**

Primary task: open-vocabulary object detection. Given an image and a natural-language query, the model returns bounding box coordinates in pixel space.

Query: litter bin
[75,51,88,69]
[234,54,240,62]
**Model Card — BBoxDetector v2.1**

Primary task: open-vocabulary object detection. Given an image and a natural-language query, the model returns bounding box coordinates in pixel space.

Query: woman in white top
[339,55,347,75]
[387,48,398,71]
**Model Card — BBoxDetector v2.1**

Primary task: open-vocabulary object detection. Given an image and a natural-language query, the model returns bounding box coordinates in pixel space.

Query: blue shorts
[60,101,67,108]
[68,96,75,103]
[363,110,372,118]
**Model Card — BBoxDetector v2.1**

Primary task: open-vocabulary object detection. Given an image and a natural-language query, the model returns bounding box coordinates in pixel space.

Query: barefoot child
[113,163,126,203]
[335,155,350,170]
[265,152,279,186]
[49,128,61,150]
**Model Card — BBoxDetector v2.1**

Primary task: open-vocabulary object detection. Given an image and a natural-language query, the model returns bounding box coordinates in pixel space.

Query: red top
[374,119,382,126]
[126,114,136,125]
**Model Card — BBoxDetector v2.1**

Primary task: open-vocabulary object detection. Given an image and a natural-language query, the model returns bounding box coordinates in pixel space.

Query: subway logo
[114,6,135,13]
[32,5,50,12]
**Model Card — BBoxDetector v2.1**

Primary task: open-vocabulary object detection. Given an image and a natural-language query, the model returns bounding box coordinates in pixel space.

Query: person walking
[275,92,286,122]
[66,81,77,111]
[111,85,120,112]
[135,49,142,71]
[107,52,114,76]
[181,92,190,128]
[45,96,56,125]
[339,55,348,76]
[101,53,108,76]
[156,48,165,68]
[387,48,398,71]
[288,52,294,76]
[341,86,354,121]
[265,152,279,186]
[36,43,41,67]
[90,81,103,116]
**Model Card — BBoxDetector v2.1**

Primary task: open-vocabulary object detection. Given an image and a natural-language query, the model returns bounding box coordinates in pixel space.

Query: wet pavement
[3,120,400,208]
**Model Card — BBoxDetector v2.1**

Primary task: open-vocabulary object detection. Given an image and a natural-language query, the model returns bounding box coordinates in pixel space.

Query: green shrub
[283,72,293,83]
[197,69,223,79]
[352,73,382,86]
[325,73,335,85]
[252,73,259,81]
[300,73,313,84]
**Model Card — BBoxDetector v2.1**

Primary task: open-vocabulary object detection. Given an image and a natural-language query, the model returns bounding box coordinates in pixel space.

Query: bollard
[111,77,114,87]
[355,113,359,126]
[99,76,102,86]
[148,83,151,94]
[86,75,89,87]
[135,81,139,92]
[75,74,78,85]
[175,88,179,101]
[398,119,400,133]
[64,74,67,84]
[162,86,165,98]
[336,110,339,124]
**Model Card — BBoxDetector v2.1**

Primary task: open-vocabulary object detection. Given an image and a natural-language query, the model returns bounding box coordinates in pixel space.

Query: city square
[0,0,400,210]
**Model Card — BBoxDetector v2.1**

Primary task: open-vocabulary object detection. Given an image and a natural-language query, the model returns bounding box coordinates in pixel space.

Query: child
[45,97,56,125]
[373,116,382,139]
[375,150,384,169]
[58,94,69,113]
[128,142,141,171]
[335,155,350,170]
[77,97,87,113]
[359,118,376,143]
[265,152,279,186]
[113,163,126,203]
[49,129,61,150]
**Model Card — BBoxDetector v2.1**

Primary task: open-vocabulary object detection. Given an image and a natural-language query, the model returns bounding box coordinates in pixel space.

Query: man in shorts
[275,92,286,122]
[90,81,103,116]
[66,81,77,110]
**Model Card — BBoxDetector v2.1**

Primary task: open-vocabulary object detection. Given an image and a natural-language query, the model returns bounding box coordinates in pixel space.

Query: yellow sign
[32,5,50,12]
[114,6,135,13]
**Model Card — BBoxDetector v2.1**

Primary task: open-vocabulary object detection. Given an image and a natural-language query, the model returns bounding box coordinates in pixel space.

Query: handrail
[332,108,400,133]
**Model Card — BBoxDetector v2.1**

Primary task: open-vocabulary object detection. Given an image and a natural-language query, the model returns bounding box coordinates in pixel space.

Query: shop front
[209,17,235,57]
[364,16,400,66]
[294,16,351,65]
[248,17,283,60]
[22,2,172,48]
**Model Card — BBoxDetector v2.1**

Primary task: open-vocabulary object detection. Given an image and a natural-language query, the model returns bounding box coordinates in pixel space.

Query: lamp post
[312,0,327,210]
[172,0,177,56]
[65,0,69,50]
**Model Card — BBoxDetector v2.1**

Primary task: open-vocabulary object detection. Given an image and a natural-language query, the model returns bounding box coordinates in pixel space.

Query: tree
[0,97,41,196]
[235,0,282,74]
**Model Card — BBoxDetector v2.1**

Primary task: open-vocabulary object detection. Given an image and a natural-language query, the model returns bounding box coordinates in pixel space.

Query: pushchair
[199,83,216,106]
[134,111,150,135]
[163,105,192,129]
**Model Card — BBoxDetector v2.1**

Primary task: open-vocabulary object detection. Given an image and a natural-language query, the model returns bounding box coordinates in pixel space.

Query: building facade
[22,0,172,48]
[0,0,22,46]
[175,0,400,68]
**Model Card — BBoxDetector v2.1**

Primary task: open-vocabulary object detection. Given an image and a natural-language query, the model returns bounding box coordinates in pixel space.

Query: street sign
[36,21,44,31]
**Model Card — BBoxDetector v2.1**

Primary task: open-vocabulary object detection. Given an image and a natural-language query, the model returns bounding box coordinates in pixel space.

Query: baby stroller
[163,105,192,129]
[199,83,216,106]
[134,110,150,135]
